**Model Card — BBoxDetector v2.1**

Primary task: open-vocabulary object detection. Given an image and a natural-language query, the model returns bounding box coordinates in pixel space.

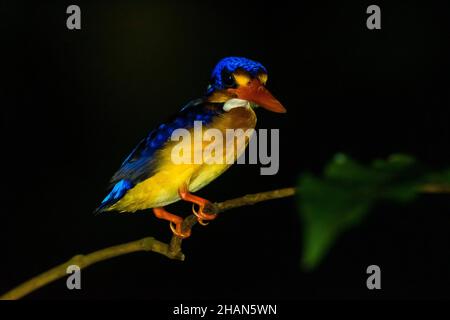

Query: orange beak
[228,79,286,113]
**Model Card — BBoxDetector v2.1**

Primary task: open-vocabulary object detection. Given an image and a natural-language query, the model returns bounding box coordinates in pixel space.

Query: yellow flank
[109,106,257,213]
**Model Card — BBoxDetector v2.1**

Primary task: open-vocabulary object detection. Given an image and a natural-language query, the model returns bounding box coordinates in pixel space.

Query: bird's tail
[93,179,134,215]
[93,203,110,215]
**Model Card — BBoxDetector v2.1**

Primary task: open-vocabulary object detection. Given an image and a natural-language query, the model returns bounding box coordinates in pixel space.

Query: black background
[2,0,449,300]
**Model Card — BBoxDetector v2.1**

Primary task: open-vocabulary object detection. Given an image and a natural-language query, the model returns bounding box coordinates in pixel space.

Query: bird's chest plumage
[188,106,257,192]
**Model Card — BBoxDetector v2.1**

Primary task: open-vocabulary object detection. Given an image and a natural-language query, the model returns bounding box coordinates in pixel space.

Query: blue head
[206,57,286,113]
[207,57,267,94]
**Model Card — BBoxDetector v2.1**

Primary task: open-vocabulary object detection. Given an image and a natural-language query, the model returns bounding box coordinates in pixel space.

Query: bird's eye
[222,71,236,88]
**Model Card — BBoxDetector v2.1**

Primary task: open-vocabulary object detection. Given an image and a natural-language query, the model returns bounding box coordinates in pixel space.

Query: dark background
[2,0,449,299]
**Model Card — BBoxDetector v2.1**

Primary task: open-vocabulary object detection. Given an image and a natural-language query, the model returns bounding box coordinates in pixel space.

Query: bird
[95,57,286,238]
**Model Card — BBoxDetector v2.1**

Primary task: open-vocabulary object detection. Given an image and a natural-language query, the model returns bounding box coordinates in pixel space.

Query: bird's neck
[206,90,234,104]
[208,104,257,132]
[204,91,257,131]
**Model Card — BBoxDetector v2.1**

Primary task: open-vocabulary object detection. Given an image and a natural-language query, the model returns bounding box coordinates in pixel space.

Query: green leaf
[297,153,441,271]
[299,174,373,270]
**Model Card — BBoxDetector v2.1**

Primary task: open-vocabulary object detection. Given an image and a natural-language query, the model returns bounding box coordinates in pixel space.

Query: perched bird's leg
[153,207,191,239]
[178,184,217,226]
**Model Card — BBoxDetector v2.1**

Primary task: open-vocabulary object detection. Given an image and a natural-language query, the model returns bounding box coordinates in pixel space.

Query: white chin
[222,98,251,112]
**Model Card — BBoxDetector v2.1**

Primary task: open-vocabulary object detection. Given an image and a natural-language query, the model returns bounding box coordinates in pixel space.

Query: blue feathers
[208,57,267,94]
[96,179,134,212]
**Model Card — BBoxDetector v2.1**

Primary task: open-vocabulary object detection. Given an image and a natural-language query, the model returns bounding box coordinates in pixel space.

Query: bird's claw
[192,203,216,226]
[169,222,191,239]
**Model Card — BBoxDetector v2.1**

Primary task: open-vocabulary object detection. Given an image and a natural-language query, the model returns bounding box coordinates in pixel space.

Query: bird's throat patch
[223,98,251,112]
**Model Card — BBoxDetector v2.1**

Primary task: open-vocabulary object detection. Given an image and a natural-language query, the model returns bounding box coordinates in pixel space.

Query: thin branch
[0,187,296,300]
[0,237,182,300]
[2,184,448,300]
[420,183,450,194]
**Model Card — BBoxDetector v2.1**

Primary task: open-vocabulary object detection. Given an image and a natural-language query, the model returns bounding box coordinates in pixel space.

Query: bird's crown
[207,57,267,94]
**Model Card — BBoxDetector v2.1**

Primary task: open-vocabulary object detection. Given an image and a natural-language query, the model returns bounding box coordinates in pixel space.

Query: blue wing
[96,98,223,212]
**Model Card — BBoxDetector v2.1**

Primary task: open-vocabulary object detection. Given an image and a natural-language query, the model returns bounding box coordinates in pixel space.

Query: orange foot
[179,185,217,226]
[153,207,191,239]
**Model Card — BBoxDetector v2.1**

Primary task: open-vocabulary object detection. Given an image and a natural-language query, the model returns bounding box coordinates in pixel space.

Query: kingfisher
[96,57,286,238]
